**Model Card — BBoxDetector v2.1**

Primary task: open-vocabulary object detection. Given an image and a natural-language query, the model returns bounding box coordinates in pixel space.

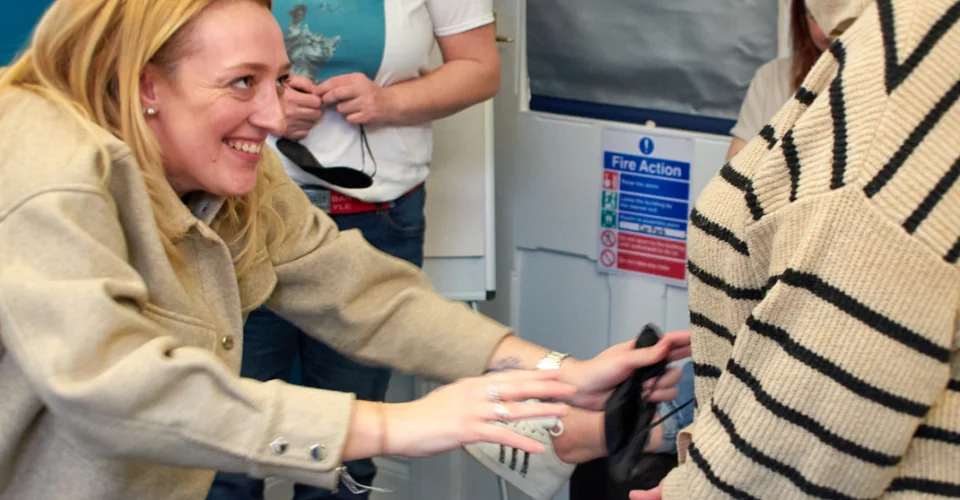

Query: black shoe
[604,324,671,487]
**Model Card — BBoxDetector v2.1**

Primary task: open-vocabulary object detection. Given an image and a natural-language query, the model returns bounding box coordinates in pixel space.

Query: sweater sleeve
[666,0,960,496]
[664,186,959,500]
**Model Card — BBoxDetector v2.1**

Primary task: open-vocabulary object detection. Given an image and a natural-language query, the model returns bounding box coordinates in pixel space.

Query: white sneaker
[464,413,576,500]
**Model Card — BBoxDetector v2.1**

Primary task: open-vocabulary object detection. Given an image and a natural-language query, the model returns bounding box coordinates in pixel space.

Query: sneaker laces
[504,417,565,441]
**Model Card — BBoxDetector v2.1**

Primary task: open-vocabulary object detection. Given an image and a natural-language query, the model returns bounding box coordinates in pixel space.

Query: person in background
[725,0,832,161]
[0,1,694,499]
[210,1,502,497]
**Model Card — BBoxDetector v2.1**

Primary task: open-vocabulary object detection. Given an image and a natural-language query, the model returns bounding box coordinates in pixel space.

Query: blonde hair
[0,0,281,277]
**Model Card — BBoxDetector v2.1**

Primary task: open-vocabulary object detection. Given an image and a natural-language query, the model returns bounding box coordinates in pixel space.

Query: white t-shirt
[269,0,494,202]
[730,58,794,142]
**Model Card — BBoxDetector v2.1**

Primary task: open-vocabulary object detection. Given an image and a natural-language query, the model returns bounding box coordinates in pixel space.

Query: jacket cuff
[246,381,356,491]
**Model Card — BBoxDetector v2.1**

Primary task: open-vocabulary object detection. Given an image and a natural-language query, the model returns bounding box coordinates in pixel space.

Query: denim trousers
[207,185,426,500]
[653,361,696,454]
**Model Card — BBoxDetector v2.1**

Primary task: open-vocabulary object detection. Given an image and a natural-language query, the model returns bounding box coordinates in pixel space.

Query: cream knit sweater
[663,0,960,498]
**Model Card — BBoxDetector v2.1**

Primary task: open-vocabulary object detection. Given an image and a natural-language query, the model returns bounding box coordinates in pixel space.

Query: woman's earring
[144,107,157,116]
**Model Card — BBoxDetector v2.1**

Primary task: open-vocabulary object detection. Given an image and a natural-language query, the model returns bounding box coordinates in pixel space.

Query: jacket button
[221,335,235,351]
[310,444,325,461]
[270,438,288,455]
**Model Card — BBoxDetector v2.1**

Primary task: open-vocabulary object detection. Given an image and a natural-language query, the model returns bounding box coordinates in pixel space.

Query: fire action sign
[599,128,692,287]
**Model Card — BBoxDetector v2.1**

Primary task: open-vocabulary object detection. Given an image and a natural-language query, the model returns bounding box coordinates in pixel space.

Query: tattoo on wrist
[487,356,525,373]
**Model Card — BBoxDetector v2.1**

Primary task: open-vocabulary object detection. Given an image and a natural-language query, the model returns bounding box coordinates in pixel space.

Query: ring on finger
[493,401,510,422]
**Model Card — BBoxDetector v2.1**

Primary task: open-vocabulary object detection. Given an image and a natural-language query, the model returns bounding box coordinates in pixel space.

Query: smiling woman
[141,0,291,198]
[1,0,286,277]
[0,1,691,499]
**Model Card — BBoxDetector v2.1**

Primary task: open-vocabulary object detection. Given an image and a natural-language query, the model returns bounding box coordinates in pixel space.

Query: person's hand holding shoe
[561,329,691,410]
[381,370,576,458]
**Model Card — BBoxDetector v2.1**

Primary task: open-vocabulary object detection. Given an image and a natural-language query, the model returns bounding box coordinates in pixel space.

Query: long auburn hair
[790,0,825,91]
[0,0,282,278]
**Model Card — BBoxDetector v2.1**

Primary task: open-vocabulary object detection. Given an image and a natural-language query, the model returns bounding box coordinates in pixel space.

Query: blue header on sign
[604,152,690,181]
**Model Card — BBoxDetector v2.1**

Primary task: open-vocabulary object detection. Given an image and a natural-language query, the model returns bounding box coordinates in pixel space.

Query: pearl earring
[145,107,157,116]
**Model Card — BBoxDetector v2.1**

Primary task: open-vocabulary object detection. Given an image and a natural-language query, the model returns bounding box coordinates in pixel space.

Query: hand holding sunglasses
[282,75,324,140]
[276,85,377,190]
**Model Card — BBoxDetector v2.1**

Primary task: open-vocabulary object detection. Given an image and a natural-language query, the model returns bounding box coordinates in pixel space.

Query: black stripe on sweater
[694,362,723,379]
[687,261,765,300]
[712,405,863,500]
[949,379,960,392]
[879,0,960,94]
[758,125,778,149]
[947,236,960,264]
[690,311,736,344]
[688,443,761,500]
[720,163,765,221]
[829,42,849,190]
[878,0,898,91]
[915,424,960,445]
[762,274,782,295]
[726,360,901,466]
[782,130,802,202]
[780,270,951,363]
[904,156,960,233]
[690,209,750,256]
[888,477,960,497]
[746,317,930,418]
[865,79,960,198]
[795,87,817,105]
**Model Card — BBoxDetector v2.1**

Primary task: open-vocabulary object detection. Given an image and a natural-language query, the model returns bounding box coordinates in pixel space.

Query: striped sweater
[662,0,960,498]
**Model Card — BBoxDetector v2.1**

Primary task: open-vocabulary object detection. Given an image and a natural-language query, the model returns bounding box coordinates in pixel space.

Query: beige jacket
[0,90,511,499]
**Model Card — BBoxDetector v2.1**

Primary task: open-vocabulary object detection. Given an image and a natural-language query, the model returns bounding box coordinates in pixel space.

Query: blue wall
[1,3,51,65]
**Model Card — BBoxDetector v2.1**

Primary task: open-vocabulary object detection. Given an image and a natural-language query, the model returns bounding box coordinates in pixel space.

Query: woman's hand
[382,370,575,458]
[282,75,324,140]
[630,483,663,500]
[314,73,401,126]
[563,330,692,410]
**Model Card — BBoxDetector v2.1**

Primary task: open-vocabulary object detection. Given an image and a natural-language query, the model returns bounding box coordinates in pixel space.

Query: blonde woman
[0,1,691,499]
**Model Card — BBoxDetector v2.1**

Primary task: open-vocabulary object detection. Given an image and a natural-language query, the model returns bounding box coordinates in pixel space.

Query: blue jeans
[653,361,696,454]
[207,186,426,500]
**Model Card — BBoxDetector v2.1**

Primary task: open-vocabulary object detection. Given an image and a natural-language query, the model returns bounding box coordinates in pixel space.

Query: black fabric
[604,324,669,485]
[275,138,373,189]
[570,456,677,499]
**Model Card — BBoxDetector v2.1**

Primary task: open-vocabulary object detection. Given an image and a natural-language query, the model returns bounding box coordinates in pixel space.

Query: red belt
[301,184,422,215]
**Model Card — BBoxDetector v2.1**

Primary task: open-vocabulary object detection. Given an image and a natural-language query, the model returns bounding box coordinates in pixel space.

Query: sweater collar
[806,0,874,37]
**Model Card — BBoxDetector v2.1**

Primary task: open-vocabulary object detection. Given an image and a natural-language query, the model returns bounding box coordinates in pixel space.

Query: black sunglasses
[604,323,694,486]
[275,89,378,190]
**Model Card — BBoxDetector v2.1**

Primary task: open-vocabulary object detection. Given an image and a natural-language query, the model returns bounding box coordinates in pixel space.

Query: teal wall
[1,3,51,65]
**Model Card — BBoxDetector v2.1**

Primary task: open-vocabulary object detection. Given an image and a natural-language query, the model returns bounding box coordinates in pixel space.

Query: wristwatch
[535,351,570,371]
